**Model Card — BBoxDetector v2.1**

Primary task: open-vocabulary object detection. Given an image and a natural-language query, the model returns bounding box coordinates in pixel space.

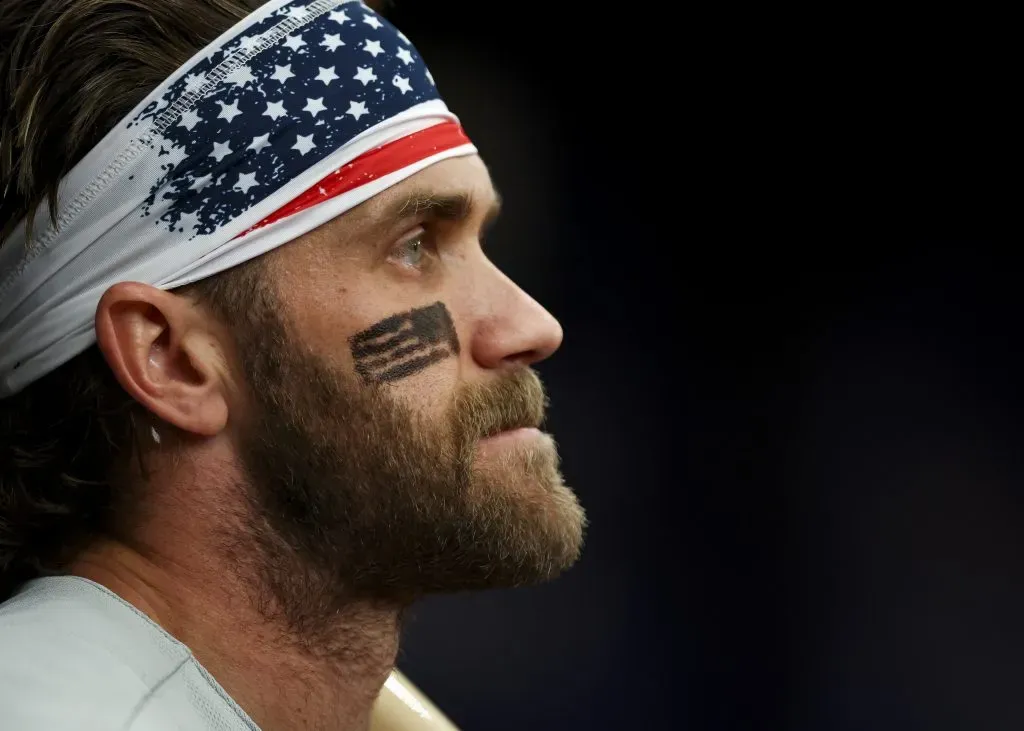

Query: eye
[391,230,432,270]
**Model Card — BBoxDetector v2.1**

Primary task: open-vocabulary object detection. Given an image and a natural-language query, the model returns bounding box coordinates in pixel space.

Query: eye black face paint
[349,301,461,384]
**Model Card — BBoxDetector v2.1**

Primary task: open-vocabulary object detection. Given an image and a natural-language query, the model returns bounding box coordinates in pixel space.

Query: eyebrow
[384,189,503,230]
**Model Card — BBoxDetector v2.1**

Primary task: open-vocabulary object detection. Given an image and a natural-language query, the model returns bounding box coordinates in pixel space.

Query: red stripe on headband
[237,120,471,238]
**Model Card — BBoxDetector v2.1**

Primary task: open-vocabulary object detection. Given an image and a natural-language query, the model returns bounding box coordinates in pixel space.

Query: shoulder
[0,576,191,731]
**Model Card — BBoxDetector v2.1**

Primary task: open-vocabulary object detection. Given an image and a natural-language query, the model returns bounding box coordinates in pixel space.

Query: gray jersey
[0,576,258,730]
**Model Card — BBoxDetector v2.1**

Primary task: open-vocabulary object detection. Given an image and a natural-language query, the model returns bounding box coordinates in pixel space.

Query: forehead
[338,154,497,230]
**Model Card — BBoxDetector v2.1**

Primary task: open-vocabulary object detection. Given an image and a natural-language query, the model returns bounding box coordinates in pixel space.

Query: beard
[225,297,585,633]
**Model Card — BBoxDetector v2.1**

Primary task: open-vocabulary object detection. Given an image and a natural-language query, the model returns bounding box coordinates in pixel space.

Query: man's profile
[0,1,586,729]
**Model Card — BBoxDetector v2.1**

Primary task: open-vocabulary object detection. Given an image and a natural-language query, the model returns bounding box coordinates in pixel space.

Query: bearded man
[0,1,586,728]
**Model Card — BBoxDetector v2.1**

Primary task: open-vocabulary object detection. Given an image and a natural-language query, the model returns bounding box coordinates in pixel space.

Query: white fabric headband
[0,0,477,398]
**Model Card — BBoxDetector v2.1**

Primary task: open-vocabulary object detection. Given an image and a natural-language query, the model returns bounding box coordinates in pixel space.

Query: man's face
[224,155,585,609]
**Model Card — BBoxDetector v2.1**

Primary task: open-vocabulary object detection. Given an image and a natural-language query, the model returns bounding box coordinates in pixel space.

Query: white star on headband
[363,14,383,29]
[283,34,306,52]
[234,172,259,194]
[263,101,288,120]
[346,100,369,120]
[270,64,295,83]
[329,9,350,24]
[354,66,377,85]
[321,33,345,51]
[216,100,242,122]
[363,39,384,57]
[315,66,339,85]
[396,47,413,65]
[303,97,327,117]
[292,134,317,156]
[209,140,233,162]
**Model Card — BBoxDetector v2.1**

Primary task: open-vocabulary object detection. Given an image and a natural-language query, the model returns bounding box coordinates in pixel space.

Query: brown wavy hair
[0,0,385,601]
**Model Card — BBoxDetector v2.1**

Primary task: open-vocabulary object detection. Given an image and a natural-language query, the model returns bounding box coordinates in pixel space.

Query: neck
[68,531,402,731]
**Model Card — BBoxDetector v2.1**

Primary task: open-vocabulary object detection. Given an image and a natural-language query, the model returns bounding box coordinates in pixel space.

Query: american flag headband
[0,0,477,398]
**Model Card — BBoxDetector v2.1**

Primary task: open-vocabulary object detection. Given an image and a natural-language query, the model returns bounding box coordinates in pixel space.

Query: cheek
[384,361,458,420]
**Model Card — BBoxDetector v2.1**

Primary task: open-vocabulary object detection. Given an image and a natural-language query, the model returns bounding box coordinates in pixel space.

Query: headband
[0,0,477,397]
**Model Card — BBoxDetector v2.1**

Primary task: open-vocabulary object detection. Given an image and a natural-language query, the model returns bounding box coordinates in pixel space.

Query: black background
[385,4,1017,730]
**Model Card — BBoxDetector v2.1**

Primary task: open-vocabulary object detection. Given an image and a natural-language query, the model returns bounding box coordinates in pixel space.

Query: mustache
[451,368,548,442]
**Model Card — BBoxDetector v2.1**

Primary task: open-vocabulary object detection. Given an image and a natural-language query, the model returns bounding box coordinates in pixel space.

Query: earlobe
[95,282,229,437]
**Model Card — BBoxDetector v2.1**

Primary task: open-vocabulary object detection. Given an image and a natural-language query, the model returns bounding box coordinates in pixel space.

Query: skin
[67,155,580,731]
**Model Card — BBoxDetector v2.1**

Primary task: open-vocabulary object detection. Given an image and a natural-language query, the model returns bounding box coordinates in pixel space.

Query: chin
[470,436,585,559]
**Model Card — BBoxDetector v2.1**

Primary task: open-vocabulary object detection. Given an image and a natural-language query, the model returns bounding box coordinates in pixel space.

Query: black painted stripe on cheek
[372,348,451,383]
[349,310,412,345]
[349,301,461,384]
[359,340,430,368]
[350,328,419,359]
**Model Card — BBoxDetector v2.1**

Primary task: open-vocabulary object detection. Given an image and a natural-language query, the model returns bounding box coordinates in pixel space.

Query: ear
[94,281,230,437]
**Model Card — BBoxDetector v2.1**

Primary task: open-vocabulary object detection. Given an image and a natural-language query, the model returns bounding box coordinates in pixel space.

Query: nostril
[504,349,542,368]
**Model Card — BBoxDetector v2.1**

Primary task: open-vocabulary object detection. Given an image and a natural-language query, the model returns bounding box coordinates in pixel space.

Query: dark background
[385,4,1017,730]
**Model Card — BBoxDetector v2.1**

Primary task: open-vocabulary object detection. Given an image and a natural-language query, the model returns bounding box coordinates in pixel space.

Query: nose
[470,266,563,370]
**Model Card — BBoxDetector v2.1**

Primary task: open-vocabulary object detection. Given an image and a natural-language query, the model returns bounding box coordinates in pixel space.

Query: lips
[480,418,540,441]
